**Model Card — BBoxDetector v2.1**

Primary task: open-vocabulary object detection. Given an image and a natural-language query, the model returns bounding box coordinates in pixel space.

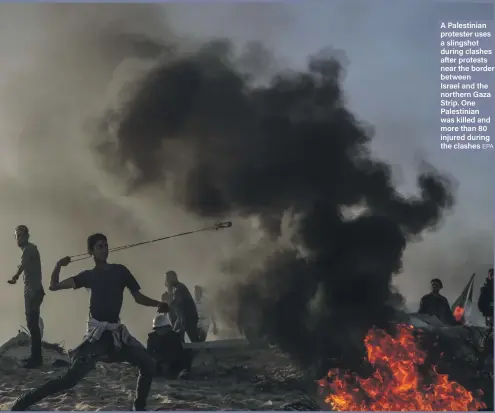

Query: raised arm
[49,256,75,291]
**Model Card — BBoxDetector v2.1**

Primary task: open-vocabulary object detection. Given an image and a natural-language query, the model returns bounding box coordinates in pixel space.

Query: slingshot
[69,221,233,262]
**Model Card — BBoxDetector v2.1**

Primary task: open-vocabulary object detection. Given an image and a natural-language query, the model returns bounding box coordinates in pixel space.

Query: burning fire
[318,324,486,411]
[453,306,465,323]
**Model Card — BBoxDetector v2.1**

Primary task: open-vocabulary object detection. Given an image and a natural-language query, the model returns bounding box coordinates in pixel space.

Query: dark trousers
[173,348,193,374]
[180,322,202,343]
[157,348,194,377]
[11,334,156,411]
[24,289,45,360]
[196,328,207,343]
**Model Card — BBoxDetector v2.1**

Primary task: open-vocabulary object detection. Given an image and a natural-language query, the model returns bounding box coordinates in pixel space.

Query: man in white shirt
[194,285,217,342]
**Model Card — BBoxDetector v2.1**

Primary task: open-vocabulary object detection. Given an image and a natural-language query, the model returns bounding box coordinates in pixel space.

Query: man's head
[165,270,178,288]
[15,225,30,247]
[431,278,443,294]
[87,233,108,263]
[488,268,493,280]
[194,285,203,301]
[152,314,172,335]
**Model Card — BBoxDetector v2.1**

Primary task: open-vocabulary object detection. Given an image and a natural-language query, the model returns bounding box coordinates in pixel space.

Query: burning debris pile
[318,324,489,411]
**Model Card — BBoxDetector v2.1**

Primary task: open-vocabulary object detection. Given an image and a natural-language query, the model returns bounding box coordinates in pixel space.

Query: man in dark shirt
[164,270,200,342]
[418,278,456,325]
[10,233,168,412]
[7,225,45,368]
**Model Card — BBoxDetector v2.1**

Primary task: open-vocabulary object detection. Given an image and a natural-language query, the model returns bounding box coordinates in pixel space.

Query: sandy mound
[0,332,321,411]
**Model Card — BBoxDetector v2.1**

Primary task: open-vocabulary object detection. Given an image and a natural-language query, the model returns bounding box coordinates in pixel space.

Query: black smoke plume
[95,40,455,371]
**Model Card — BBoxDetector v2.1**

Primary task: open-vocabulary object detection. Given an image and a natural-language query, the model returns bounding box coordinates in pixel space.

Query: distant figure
[147,314,192,380]
[7,225,45,369]
[10,233,168,412]
[478,268,494,328]
[164,271,200,342]
[418,278,456,325]
[194,285,218,341]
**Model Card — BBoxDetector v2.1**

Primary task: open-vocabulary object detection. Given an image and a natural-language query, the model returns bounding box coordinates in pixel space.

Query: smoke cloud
[93,39,455,369]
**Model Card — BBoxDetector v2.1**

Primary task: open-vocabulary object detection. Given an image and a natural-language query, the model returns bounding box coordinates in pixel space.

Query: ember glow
[453,306,465,323]
[318,324,486,411]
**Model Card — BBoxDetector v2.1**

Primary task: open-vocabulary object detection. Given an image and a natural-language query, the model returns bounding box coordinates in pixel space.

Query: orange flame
[318,324,486,411]
[453,306,465,323]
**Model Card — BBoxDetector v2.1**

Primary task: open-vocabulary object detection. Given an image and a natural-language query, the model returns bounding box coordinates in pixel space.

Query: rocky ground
[1,318,492,412]
[0,332,323,411]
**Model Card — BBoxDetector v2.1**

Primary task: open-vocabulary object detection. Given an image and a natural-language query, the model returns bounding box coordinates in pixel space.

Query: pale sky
[0,2,492,346]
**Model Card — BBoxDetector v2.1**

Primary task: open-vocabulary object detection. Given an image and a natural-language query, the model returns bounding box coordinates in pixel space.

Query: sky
[0,1,492,347]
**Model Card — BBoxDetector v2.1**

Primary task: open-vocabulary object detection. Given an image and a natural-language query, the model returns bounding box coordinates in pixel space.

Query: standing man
[164,270,200,342]
[7,225,45,369]
[418,278,456,325]
[194,285,218,342]
[10,233,168,411]
[477,268,494,375]
[478,268,494,328]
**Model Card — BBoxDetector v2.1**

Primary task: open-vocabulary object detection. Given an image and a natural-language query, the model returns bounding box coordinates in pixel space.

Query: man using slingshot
[11,233,169,411]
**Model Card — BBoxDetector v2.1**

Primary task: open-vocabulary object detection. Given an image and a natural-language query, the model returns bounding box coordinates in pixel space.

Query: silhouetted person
[477,268,494,379]
[164,270,200,342]
[478,268,494,328]
[194,285,217,341]
[10,233,168,412]
[418,278,456,325]
[147,314,192,379]
[7,225,45,368]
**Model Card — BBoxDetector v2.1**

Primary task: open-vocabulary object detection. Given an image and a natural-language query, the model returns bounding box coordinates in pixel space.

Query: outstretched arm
[122,266,168,312]
[132,290,161,307]
[131,290,169,312]
[8,245,32,284]
[49,257,75,291]
[8,264,24,284]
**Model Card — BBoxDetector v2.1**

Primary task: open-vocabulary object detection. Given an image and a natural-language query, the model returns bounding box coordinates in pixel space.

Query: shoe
[132,402,146,411]
[22,357,42,369]
[11,394,32,411]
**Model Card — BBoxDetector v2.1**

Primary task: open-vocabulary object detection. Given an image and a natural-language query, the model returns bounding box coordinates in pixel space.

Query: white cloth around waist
[84,317,133,350]
[68,317,144,365]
